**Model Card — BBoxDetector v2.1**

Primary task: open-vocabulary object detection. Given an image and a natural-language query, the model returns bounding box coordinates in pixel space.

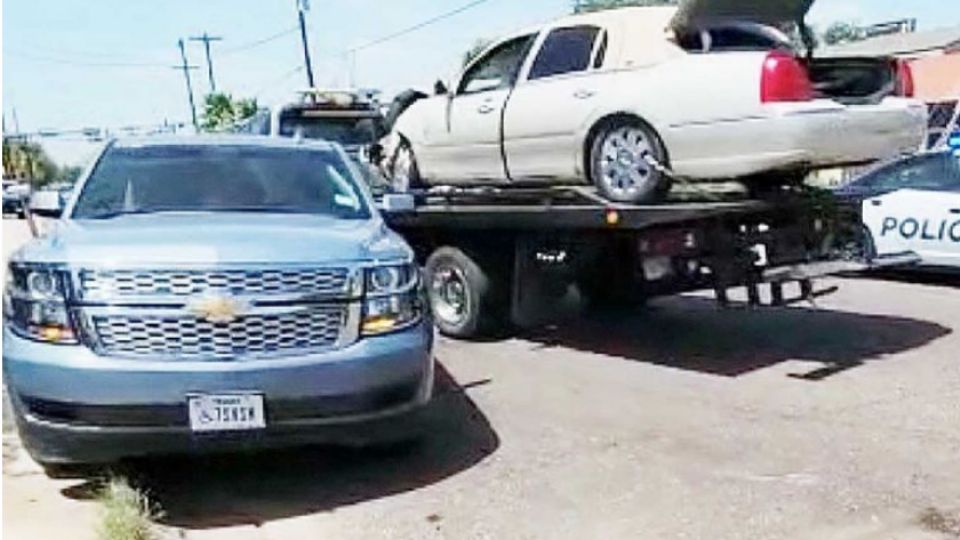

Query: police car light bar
[948,131,960,152]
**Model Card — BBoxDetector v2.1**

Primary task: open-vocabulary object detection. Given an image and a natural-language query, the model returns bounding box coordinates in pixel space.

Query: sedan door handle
[477,104,496,114]
[870,200,883,206]
[573,89,596,100]
[950,208,960,214]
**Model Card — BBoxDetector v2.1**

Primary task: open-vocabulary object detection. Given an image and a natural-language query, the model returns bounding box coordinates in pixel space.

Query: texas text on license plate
[188,394,266,432]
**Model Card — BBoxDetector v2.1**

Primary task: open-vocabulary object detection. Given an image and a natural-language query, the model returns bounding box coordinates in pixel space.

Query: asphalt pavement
[2,218,959,540]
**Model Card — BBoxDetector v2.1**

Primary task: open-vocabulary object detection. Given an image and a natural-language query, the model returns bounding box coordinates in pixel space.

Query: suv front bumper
[3,321,434,464]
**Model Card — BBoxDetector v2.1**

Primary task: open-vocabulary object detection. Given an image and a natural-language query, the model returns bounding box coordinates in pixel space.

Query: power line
[221,26,300,55]
[347,0,493,54]
[190,32,223,92]
[8,49,170,68]
[252,65,304,99]
[296,0,315,87]
[175,39,200,129]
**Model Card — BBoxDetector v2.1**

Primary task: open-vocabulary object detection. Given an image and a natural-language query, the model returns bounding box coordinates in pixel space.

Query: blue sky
[4,0,959,164]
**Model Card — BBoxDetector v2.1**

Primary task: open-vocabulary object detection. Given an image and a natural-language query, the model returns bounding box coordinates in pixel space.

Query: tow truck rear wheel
[425,247,507,339]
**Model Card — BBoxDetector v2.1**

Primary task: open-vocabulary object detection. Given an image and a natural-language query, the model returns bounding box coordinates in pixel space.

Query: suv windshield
[71,144,370,220]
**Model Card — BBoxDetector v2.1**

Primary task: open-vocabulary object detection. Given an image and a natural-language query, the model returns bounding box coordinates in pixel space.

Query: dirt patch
[919,508,960,538]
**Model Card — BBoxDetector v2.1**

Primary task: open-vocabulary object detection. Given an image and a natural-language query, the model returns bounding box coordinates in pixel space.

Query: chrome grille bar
[85,304,358,361]
[78,267,351,300]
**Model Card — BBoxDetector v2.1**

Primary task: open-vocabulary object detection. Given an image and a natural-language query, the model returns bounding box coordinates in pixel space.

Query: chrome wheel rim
[598,127,655,199]
[429,265,470,327]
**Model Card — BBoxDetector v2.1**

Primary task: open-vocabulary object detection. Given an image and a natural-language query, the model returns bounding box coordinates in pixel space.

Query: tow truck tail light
[894,59,915,98]
[761,52,814,103]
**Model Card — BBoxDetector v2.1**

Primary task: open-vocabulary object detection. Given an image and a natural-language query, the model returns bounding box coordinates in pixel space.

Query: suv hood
[14,213,411,267]
[671,0,815,29]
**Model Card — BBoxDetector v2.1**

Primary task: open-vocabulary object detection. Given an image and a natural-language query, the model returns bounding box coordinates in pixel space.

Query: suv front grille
[79,268,350,299]
[91,305,347,360]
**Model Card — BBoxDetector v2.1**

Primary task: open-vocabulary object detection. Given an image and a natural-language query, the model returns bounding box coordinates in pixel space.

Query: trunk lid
[670,0,815,30]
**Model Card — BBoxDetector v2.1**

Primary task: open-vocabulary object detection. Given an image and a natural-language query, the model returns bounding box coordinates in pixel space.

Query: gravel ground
[3,218,959,540]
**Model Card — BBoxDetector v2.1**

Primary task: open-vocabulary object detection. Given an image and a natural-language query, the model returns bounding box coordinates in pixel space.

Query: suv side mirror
[29,190,64,218]
[434,80,449,96]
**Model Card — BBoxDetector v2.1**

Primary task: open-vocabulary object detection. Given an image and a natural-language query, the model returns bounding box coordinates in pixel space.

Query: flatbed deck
[379,186,784,231]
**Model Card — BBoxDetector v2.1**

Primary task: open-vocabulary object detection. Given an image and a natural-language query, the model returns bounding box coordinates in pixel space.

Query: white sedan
[387,0,927,203]
[856,152,960,271]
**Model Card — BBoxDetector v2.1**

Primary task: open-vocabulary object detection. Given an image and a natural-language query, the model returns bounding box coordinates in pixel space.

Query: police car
[837,144,960,272]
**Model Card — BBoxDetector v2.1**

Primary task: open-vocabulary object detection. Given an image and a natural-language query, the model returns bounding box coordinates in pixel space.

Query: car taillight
[894,59,915,97]
[761,51,814,103]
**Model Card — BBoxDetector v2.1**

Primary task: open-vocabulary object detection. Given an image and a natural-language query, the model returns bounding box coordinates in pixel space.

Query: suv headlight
[4,264,78,344]
[361,262,422,336]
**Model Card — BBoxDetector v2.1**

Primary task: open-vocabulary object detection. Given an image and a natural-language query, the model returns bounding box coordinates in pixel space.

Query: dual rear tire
[424,247,507,339]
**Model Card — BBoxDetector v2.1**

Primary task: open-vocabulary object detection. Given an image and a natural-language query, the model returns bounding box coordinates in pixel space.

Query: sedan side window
[528,26,601,80]
[458,34,536,95]
[862,154,952,191]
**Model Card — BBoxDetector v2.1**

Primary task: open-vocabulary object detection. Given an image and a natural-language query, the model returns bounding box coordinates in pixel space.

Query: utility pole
[174,39,200,130]
[189,32,223,93]
[297,0,315,88]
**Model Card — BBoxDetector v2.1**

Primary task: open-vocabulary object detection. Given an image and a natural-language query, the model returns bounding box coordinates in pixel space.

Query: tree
[463,39,493,67]
[822,21,865,46]
[200,93,259,132]
[573,0,678,14]
[2,140,58,187]
[55,165,84,185]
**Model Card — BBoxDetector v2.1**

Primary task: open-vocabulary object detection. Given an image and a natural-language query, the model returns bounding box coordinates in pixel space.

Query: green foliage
[97,477,160,540]
[56,165,84,184]
[463,39,493,67]
[200,92,259,132]
[822,21,865,46]
[573,0,678,14]
[2,140,59,186]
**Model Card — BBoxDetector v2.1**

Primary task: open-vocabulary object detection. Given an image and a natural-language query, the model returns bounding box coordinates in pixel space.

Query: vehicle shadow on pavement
[63,363,498,529]
[522,296,951,378]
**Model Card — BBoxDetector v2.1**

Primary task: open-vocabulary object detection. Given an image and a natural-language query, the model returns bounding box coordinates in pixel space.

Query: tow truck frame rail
[376,185,912,338]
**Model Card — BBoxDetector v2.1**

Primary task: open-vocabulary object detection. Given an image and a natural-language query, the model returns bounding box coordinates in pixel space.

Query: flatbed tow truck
[375,184,915,339]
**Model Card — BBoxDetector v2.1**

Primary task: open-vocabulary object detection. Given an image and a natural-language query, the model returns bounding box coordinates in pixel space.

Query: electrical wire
[346,0,493,54]
[7,49,170,68]
[221,25,301,55]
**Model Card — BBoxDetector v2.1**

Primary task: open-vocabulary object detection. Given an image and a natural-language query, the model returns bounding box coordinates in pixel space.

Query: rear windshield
[71,144,370,220]
[675,23,794,53]
[278,110,383,146]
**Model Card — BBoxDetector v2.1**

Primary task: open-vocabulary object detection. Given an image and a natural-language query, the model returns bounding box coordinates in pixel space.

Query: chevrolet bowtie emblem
[187,294,249,324]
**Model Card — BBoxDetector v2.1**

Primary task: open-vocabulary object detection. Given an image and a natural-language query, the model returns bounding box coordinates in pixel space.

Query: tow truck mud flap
[510,235,587,328]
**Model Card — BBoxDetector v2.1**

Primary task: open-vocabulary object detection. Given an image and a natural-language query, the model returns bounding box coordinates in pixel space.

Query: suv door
[504,25,605,181]
[864,153,960,267]
[428,34,536,182]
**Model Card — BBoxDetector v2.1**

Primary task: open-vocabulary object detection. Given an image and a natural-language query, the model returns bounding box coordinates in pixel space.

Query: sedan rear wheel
[590,122,669,204]
[389,140,421,193]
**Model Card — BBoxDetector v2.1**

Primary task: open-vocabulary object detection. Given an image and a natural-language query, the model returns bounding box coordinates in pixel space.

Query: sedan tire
[589,120,670,204]
[389,138,422,193]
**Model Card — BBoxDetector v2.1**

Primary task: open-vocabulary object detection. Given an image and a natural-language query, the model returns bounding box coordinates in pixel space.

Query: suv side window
[860,154,954,192]
[528,26,601,80]
[458,35,536,95]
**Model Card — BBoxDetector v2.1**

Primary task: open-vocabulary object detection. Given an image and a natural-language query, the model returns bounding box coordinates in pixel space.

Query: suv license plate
[188,394,266,432]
